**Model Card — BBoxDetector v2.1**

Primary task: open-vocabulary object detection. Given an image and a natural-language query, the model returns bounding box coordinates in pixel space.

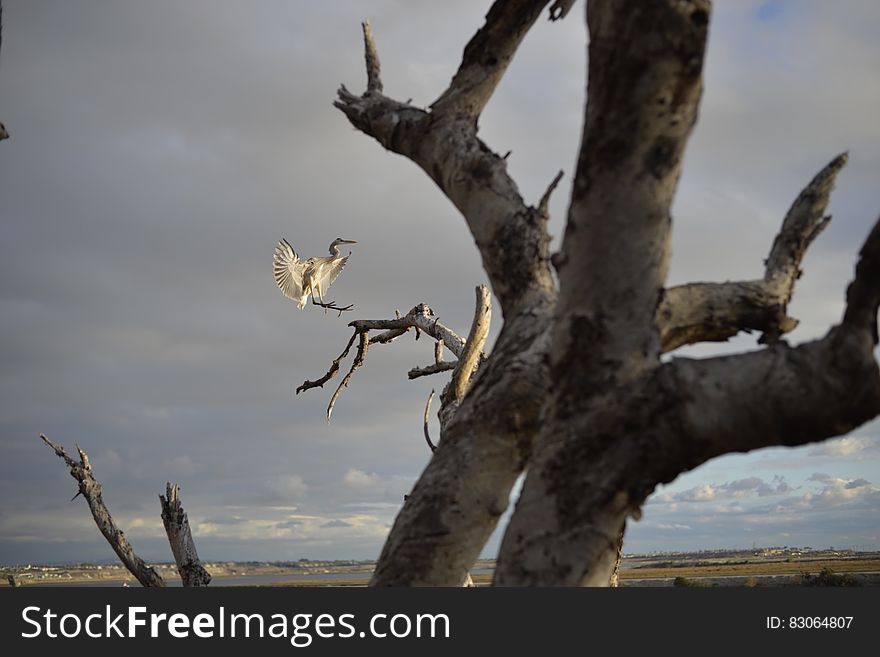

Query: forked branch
[296,330,358,395]
[327,330,370,422]
[659,154,848,351]
[299,296,490,422]
[334,16,557,314]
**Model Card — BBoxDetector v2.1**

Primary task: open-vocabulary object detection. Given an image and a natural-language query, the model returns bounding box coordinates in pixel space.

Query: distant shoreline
[4,551,878,587]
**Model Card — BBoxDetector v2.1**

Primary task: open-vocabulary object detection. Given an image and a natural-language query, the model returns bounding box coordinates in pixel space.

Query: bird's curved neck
[329,244,341,256]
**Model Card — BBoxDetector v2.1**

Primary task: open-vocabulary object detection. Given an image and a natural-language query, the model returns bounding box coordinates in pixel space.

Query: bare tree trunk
[160,482,212,587]
[322,0,880,586]
[41,435,166,587]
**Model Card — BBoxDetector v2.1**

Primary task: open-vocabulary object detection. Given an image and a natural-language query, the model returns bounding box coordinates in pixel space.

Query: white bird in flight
[273,237,357,312]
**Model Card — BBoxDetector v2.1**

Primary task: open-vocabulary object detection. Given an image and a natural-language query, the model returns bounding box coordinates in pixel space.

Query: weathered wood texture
[321,0,880,586]
[160,482,212,587]
[40,435,166,587]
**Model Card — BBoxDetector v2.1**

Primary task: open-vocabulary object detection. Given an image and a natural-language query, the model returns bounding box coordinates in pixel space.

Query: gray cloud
[628,471,880,553]
[653,476,795,504]
[320,520,352,529]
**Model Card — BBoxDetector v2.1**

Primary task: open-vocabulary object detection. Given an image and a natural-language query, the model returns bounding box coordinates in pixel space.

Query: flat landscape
[3,548,878,587]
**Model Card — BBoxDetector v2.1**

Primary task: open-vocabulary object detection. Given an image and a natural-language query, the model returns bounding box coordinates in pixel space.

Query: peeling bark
[160,482,212,587]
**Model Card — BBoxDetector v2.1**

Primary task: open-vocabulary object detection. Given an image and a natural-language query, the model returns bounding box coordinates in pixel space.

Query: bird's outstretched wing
[313,255,349,293]
[274,239,307,306]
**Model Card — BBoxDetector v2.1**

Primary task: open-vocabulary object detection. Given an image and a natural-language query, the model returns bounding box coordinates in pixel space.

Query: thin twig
[371,327,409,345]
[423,389,437,453]
[327,331,370,422]
[297,330,358,394]
[408,361,456,380]
[538,170,564,218]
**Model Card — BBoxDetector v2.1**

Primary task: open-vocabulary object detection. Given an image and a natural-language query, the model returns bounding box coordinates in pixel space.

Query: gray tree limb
[40,435,166,587]
[409,361,456,380]
[300,302,477,423]
[658,154,846,351]
[351,305,467,357]
[327,330,370,422]
[450,285,492,404]
[431,0,552,119]
[159,482,212,587]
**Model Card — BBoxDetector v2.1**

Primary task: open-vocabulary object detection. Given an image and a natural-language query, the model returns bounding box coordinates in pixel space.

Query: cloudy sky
[1,0,878,565]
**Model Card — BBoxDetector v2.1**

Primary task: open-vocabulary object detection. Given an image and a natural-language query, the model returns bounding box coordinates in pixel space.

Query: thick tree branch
[658,282,788,351]
[159,482,211,587]
[334,17,557,316]
[666,328,880,473]
[40,435,166,587]
[658,154,847,350]
[431,0,551,118]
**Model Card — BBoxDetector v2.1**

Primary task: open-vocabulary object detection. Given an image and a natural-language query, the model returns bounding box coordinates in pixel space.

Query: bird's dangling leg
[310,284,354,316]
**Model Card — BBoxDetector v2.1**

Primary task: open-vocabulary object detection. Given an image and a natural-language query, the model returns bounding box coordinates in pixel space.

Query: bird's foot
[311,299,355,317]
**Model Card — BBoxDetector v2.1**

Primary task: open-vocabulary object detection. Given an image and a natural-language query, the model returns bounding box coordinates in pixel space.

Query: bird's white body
[274,238,356,309]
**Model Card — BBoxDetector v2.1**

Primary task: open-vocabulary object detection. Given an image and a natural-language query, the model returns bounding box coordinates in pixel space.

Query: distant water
[29,568,495,587]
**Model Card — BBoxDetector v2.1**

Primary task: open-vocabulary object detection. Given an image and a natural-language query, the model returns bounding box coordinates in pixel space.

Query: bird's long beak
[339,239,357,244]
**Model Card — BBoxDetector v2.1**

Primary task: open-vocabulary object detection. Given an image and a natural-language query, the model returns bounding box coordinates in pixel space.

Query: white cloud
[655,476,795,503]
[808,435,880,459]
[342,469,379,489]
